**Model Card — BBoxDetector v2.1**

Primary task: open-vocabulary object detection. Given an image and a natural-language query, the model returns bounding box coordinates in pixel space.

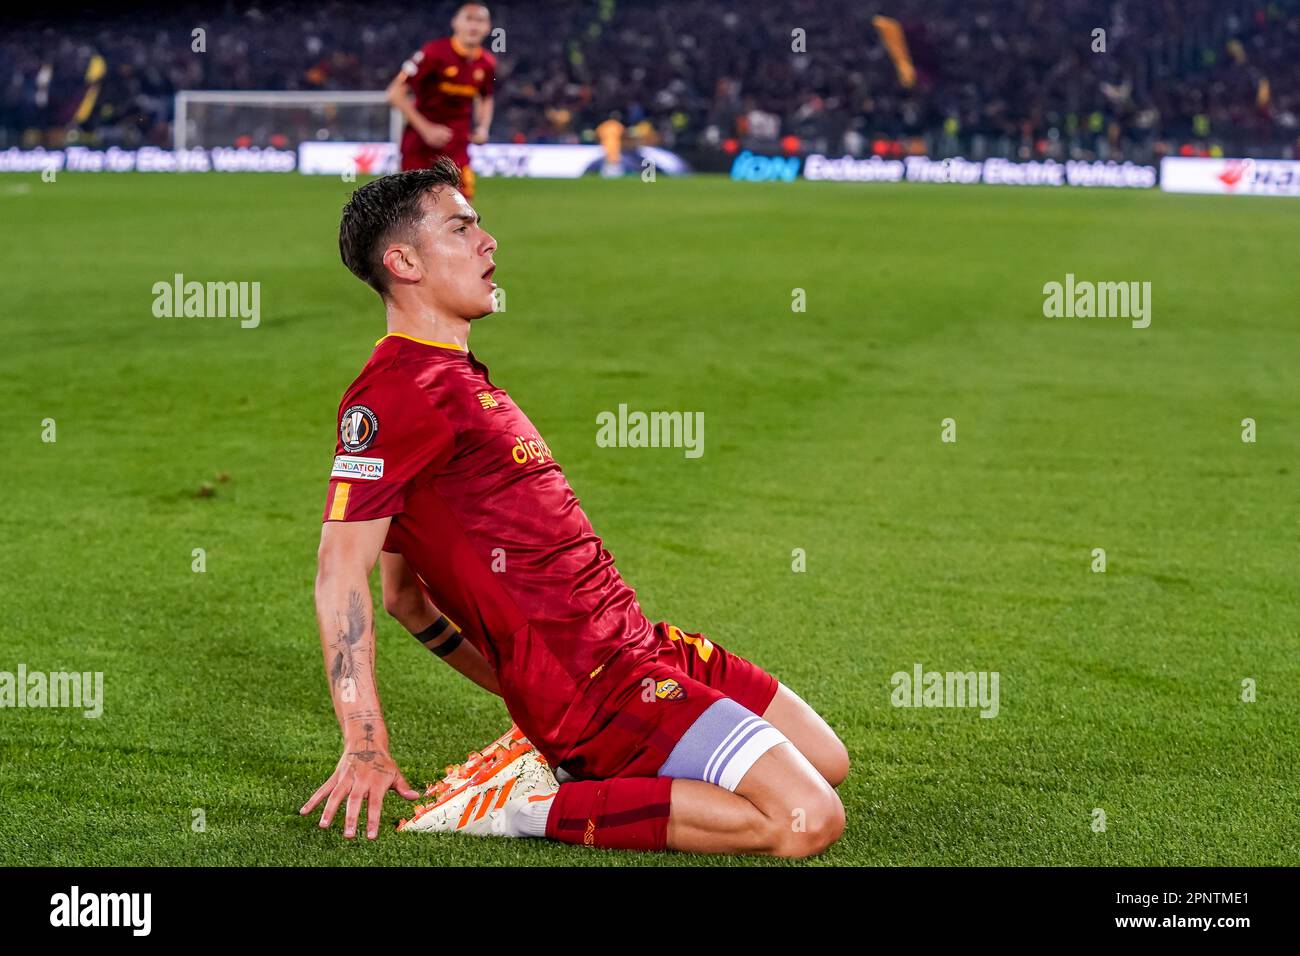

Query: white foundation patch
[331,455,384,480]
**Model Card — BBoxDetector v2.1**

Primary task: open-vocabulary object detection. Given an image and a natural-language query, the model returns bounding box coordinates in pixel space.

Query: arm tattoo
[329,589,369,691]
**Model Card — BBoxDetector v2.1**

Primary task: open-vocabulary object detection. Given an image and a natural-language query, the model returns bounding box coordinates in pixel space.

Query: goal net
[173,91,401,150]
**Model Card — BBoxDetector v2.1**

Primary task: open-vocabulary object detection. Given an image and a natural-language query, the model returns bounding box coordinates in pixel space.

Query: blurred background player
[386,3,495,199]
[596,112,625,178]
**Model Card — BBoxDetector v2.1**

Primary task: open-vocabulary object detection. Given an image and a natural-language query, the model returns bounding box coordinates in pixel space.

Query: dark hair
[338,157,462,295]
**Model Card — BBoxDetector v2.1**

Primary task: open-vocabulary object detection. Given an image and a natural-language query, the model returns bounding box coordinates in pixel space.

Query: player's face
[453,5,491,45]
[414,187,497,320]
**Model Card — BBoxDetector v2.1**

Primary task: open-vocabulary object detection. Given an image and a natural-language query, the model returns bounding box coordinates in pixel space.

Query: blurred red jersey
[322,333,660,765]
[399,36,495,170]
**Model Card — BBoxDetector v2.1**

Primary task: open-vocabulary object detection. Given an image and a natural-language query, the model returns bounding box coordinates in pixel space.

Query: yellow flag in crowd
[73,54,107,125]
[873,16,916,89]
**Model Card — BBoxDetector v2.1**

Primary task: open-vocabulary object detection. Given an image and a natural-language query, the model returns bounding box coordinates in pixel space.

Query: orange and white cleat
[399,739,557,836]
[422,724,531,800]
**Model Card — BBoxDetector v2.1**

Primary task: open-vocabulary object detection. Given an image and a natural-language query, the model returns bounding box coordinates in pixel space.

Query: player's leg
[407,645,844,855]
[417,750,844,856]
[442,143,474,201]
[665,742,844,856]
[524,747,842,857]
[761,684,850,788]
[662,623,849,788]
[539,693,844,856]
[399,131,432,172]
[534,742,842,857]
[458,164,477,201]
[408,664,844,855]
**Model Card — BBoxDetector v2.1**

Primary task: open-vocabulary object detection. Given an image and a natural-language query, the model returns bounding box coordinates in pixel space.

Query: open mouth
[481,264,496,285]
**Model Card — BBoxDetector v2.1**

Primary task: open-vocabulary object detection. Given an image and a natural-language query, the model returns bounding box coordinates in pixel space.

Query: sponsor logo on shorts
[655,678,686,701]
[331,455,384,480]
[340,405,378,452]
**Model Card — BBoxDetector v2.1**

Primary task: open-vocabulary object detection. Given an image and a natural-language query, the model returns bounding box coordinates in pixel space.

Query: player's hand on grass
[300,747,420,840]
[420,122,454,148]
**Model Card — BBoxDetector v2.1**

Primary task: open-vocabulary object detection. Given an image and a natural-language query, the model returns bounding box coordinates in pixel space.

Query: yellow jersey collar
[449,36,483,61]
[376,331,468,351]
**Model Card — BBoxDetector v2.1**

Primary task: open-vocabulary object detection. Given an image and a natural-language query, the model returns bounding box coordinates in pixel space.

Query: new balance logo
[477,391,499,409]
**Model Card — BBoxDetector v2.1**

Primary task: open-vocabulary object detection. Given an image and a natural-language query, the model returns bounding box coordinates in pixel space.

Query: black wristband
[430,630,464,658]
[414,616,463,657]
[413,616,453,645]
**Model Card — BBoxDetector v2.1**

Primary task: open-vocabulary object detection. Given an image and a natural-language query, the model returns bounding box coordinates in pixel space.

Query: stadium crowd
[2,0,1296,161]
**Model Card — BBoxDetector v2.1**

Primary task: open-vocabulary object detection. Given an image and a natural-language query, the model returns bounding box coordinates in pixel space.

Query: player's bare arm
[385,70,453,148]
[300,516,420,839]
[471,95,493,144]
[380,551,501,696]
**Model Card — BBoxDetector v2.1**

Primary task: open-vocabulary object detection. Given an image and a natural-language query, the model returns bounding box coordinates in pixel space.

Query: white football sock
[503,792,556,838]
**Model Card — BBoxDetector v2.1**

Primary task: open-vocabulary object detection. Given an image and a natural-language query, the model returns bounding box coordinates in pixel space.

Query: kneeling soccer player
[300,160,848,855]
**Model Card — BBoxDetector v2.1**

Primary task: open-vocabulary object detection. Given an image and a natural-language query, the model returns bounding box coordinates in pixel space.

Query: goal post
[173,90,402,151]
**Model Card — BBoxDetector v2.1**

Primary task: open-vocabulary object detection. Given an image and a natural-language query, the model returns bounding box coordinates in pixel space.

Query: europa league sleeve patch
[340,405,379,453]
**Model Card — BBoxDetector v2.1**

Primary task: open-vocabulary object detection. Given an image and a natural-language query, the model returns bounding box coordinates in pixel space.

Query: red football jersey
[400,37,495,154]
[322,333,660,765]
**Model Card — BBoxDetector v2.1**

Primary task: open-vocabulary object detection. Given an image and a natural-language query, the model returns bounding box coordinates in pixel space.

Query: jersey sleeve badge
[340,405,379,452]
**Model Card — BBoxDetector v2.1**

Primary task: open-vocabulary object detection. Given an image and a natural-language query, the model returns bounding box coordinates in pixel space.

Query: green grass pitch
[1,171,1296,866]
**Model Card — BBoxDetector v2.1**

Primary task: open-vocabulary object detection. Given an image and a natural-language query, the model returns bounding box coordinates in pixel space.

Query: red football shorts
[399,138,475,199]
[557,622,781,783]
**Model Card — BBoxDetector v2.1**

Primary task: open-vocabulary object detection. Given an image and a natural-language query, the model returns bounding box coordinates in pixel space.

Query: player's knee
[771,788,844,858]
[823,738,850,788]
